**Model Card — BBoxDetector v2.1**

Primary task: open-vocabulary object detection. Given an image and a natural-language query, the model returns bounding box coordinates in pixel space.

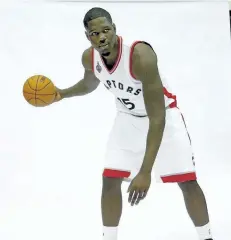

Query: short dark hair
[83,7,113,29]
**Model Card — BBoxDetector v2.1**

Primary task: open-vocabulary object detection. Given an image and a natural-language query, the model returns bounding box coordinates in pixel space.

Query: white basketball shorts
[102,107,196,183]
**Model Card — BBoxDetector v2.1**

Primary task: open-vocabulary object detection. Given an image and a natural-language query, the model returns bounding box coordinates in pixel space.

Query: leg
[155,108,213,239]
[102,176,123,240]
[178,180,213,240]
[101,112,149,239]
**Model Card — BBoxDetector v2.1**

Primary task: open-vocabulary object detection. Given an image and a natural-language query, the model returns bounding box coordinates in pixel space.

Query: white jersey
[92,36,177,116]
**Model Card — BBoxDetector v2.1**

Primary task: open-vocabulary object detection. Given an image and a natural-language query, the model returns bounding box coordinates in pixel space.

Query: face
[85,17,117,56]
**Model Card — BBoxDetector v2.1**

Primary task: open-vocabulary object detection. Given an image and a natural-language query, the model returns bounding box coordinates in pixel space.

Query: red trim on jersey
[164,88,192,144]
[129,41,142,79]
[161,172,197,183]
[91,47,94,73]
[100,36,123,74]
[103,169,131,178]
[163,87,177,108]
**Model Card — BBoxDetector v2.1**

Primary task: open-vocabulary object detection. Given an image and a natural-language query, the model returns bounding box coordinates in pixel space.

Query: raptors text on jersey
[92,36,177,116]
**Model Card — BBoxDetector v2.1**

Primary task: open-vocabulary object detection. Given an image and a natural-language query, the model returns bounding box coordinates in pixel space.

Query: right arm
[57,48,100,99]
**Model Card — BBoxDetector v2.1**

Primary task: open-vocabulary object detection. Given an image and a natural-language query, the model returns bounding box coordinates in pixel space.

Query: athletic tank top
[92,36,177,116]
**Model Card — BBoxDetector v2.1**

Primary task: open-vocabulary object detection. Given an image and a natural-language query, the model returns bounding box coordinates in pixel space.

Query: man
[54,7,213,240]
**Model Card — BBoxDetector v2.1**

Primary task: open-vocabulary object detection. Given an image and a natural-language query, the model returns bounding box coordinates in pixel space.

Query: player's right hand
[53,87,62,102]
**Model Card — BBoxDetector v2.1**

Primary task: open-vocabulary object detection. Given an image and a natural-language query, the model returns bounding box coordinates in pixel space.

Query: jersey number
[117,98,135,110]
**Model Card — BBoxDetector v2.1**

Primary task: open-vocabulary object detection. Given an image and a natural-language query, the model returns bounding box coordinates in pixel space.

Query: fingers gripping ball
[23,75,56,107]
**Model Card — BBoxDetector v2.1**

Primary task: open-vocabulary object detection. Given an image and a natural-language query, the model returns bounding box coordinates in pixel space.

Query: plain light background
[0,1,231,240]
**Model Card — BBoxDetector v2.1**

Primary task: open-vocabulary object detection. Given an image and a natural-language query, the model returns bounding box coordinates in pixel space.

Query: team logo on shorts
[96,62,102,73]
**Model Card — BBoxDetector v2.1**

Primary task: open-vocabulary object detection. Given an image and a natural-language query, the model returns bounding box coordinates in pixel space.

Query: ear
[112,23,116,33]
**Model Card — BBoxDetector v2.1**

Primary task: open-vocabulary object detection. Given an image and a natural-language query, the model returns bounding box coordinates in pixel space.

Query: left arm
[132,43,166,174]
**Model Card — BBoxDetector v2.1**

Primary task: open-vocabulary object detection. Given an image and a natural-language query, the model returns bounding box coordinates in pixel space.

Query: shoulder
[81,47,94,71]
[132,42,157,66]
[131,42,158,79]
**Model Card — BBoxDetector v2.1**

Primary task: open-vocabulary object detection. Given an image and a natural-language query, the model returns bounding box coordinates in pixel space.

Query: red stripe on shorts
[103,169,131,178]
[161,172,197,183]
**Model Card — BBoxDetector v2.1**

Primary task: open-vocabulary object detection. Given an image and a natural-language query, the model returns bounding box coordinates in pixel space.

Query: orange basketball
[23,75,56,107]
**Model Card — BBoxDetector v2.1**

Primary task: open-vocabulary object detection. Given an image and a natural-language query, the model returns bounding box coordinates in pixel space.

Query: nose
[99,34,106,44]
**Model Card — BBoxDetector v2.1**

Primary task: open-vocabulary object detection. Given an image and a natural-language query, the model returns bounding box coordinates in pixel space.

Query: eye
[90,32,99,36]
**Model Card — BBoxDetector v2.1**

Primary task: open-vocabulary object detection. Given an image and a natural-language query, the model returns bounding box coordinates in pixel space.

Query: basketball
[23,75,56,107]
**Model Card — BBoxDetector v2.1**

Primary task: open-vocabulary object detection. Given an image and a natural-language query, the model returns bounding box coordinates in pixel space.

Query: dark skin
[85,17,119,67]
[85,17,166,206]
[55,16,211,230]
[57,17,166,204]
[127,43,166,206]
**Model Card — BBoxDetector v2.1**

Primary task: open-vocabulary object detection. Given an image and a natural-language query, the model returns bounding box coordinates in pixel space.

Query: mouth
[99,44,109,50]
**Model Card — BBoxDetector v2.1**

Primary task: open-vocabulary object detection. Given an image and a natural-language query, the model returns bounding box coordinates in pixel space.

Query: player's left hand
[127,172,151,206]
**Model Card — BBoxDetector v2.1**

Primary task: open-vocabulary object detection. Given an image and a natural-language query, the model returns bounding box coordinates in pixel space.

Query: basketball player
[54,7,214,240]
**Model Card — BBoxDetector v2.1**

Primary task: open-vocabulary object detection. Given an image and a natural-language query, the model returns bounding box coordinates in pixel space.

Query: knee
[102,177,122,194]
[178,180,200,194]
